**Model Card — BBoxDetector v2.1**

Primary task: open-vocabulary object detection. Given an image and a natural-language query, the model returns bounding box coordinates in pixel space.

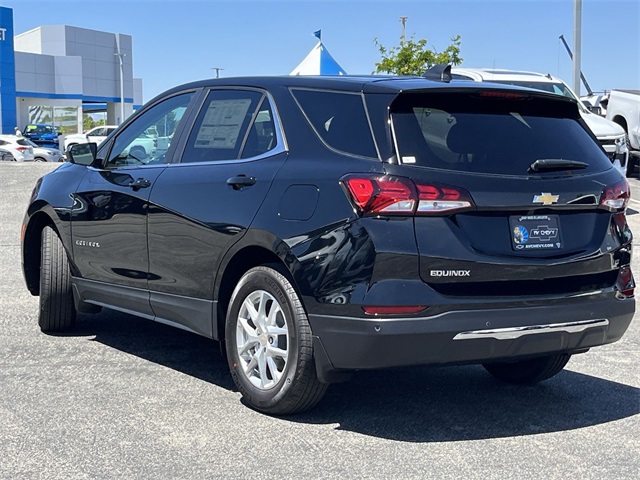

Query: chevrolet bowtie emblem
[533,192,559,205]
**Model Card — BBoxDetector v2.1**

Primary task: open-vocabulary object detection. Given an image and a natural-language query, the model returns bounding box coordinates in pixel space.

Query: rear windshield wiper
[528,159,589,173]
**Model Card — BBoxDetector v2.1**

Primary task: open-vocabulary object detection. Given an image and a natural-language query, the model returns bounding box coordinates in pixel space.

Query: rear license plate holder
[509,215,562,251]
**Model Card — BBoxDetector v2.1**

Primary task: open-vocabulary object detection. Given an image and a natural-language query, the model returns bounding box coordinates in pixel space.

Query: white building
[0,6,142,135]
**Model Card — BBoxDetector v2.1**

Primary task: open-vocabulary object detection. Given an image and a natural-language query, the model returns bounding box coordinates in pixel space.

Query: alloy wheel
[235,290,289,389]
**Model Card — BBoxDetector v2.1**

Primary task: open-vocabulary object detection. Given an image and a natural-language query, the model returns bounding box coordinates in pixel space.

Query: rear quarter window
[291,89,378,159]
[391,91,612,176]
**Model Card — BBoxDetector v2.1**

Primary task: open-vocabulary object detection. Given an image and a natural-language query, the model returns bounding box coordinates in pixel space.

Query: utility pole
[211,67,224,79]
[572,0,582,96]
[399,16,408,42]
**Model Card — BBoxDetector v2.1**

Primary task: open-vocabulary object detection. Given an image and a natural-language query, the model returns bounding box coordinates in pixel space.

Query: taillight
[344,176,416,214]
[416,183,474,214]
[16,146,28,152]
[616,265,634,297]
[342,175,474,216]
[600,178,630,211]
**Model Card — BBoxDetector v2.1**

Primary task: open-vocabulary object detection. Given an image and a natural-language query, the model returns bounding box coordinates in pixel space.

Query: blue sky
[3,0,639,102]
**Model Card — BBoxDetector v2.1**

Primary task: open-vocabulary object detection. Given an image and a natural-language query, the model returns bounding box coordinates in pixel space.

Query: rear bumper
[309,293,634,381]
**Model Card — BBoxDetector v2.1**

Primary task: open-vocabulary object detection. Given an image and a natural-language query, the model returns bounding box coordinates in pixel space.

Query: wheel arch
[130,145,147,154]
[23,210,57,295]
[612,115,628,132]
[213,234,305,342]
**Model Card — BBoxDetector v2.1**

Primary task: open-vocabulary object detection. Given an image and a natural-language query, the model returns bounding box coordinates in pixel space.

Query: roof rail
[422,64,452,83]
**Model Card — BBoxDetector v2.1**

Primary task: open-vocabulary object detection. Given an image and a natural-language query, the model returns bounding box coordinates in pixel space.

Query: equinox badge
[533,192,559,205]
[430,270,471,277]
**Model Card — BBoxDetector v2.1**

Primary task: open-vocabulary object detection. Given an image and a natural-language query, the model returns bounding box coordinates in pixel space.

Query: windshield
[26,125,56,134]
[391,91,611,176]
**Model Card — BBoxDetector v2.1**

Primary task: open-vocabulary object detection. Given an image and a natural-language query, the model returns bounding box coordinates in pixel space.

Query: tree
[374,34,463,76]
[83,113,95,132]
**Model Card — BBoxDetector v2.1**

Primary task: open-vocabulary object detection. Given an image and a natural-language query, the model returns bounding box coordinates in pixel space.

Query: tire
[626,135,639,178]
[35,157,46,162]
[483,353,570,384]
[39,226,76,332]
[225,266,327,415]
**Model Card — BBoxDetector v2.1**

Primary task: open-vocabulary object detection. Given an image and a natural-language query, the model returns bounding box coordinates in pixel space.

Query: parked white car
[64,125,117,151]
[452,68,630,176]
[0,135,35,161]
[606,90,640,175]
[64,125,168,162]
[0,148,15,161]
[23,139,65,162]
[606,90,640,150]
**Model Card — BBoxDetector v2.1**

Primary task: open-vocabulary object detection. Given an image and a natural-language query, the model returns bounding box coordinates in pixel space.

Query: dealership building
[0,6,142,135]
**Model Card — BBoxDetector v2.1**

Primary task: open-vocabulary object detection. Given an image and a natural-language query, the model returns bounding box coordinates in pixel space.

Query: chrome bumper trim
[453,319,609,340]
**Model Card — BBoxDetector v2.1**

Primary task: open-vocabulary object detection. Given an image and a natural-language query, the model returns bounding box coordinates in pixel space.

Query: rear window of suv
[390,91,612,176]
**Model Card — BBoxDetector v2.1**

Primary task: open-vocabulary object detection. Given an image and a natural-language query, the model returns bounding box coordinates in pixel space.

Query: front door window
[106,93,193,168]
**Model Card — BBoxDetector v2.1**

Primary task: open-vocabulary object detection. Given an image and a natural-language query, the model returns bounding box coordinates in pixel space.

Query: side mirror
[68,143,98,166]
[587,105,602,116]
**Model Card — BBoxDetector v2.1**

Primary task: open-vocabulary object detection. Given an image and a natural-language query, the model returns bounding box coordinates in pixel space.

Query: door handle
[226,175,256,190]
[129,177,151,190]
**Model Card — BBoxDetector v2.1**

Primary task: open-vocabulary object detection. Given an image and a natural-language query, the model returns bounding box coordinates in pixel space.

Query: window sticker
[195,99,252,149]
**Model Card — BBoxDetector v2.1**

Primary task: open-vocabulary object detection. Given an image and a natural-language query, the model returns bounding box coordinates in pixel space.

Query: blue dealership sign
[0,7,17,134]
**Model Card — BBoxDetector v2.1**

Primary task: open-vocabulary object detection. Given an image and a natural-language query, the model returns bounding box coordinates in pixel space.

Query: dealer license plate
[509,215,562,251]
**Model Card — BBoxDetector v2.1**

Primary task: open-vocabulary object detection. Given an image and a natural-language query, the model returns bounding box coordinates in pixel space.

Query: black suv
[22,70,635,414]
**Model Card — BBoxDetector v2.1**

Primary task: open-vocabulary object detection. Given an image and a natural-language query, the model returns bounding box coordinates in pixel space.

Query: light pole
[572,0,582,96]
[114,48,126,125]
[400,16,408,42]
[211,67,224,79]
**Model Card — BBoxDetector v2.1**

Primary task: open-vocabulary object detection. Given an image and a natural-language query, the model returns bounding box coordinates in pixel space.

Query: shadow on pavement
[71,309,234,390]
[70,309,639,442]
[295,366,640,442]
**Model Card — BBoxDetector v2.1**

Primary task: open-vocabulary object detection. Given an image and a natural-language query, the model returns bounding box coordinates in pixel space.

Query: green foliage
[83,114,95,131]
[374,34,463,76]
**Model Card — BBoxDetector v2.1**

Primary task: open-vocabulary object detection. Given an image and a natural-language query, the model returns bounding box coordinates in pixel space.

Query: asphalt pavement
[1,162,638,480]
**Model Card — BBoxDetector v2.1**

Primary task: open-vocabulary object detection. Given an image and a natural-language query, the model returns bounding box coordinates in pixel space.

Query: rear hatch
[383,89,631,297]
[16,138,35,159]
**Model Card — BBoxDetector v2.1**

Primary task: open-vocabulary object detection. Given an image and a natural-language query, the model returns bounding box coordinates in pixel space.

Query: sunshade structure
[290,38,347,76]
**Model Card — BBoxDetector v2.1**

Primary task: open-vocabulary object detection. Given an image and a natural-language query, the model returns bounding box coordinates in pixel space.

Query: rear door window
[391,91,612,176]
[291,89,378,158]
[182,89,266,163]
[239,98,278,159]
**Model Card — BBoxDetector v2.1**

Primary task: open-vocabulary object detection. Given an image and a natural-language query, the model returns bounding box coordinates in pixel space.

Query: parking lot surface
[1,163,638,479]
